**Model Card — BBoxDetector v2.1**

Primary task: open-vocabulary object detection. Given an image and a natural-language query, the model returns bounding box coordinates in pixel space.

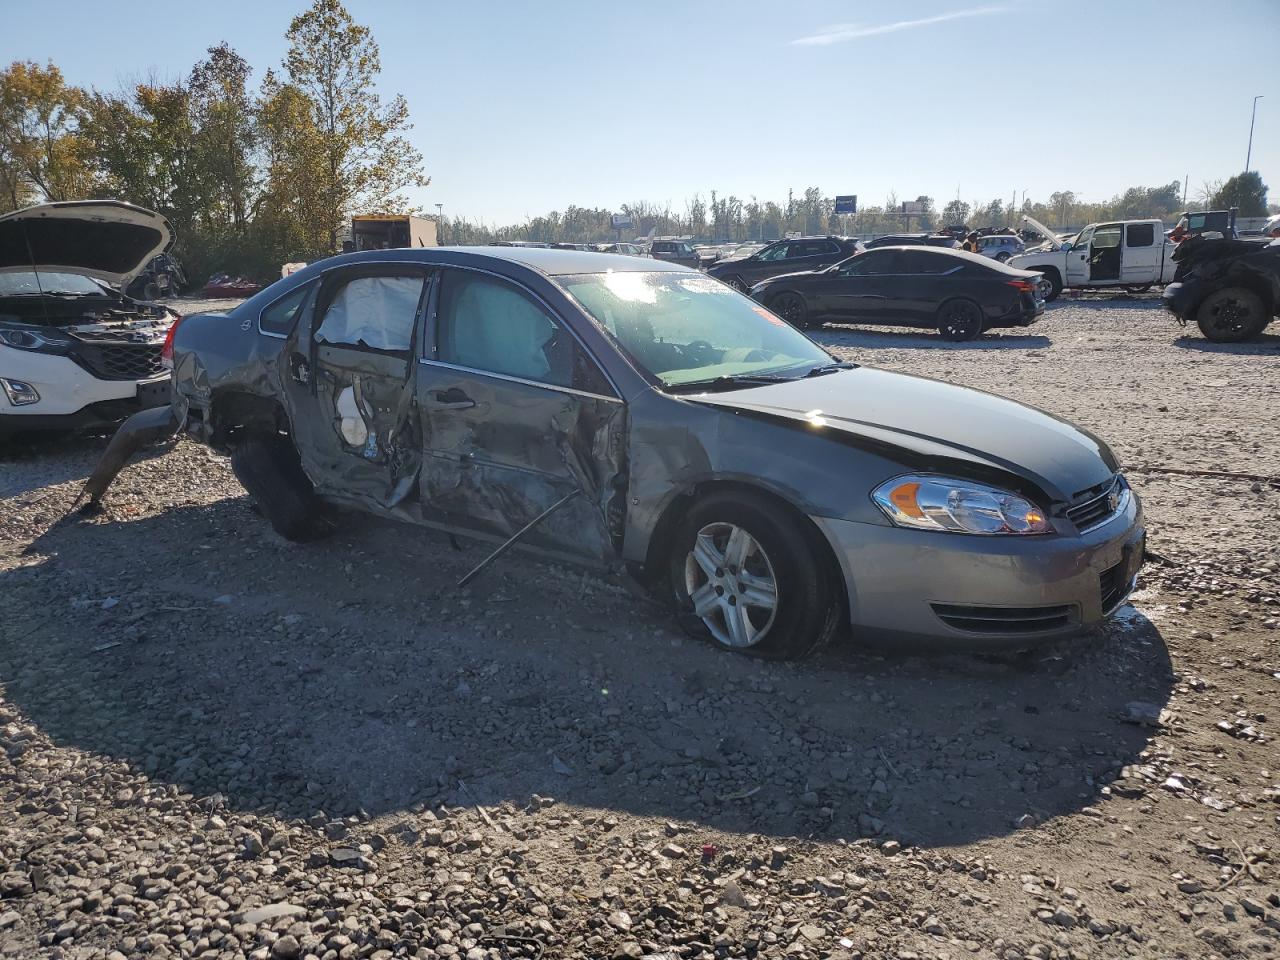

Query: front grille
[1066,476,1121,533]
[71,342,165,381]
[932,603,1076,634]
[71,327,163,343]
[1100,560,1131,613]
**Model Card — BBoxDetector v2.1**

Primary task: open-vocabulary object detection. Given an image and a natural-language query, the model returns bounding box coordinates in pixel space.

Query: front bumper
[1162,280,1197,318]
[813,491,1145,649]
[0,347,170,433]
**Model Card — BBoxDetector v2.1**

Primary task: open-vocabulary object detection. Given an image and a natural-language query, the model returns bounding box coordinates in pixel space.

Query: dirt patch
[1,296,1278,959]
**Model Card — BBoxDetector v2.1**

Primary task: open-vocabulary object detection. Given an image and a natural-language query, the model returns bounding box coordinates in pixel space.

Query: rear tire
[1033,268,1063,301]
[1195,287,1268,342]
[230,434,333,542]
[995,251,1011,263]
[668,492,841,660]
[770,292,810,329]
[936,298,985,341]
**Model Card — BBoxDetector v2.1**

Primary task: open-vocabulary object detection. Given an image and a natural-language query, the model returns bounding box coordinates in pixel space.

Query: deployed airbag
[315,275,421,351]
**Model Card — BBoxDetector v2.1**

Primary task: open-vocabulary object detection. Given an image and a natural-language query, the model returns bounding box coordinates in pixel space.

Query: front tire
[770,292,810,329]
[230,434,333,542]
[1033,268,1063,301]
[1195,287,1268,342]
[936,298,985,341]
[668,493,841,660]
[724,275,749,293]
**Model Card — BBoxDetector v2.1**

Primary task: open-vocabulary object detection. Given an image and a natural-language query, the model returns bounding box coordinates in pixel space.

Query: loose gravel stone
[1,296,1278,960]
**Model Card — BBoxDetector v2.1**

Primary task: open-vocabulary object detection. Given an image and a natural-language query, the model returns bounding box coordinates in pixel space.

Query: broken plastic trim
[74,404,183,511]
[457,489,581,588]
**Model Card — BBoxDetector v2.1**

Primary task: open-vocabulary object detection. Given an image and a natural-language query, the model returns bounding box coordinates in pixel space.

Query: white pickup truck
[1009,215,1176,300]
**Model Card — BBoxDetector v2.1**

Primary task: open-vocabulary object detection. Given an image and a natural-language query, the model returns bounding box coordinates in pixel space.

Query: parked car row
[748,246,1044,340]
[706,236,864,290]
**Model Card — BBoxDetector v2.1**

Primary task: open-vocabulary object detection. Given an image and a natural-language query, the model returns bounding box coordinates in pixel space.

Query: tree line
[449,175,1271,247]
[0,0,426,284]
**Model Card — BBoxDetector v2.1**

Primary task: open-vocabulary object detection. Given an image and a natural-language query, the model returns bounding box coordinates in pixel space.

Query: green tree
[0,60,92,204]
[254,70,331,264]
[1211,171,1269,217]
[941,198,970,226]
[188,43,258,233]
[283,0,429,252]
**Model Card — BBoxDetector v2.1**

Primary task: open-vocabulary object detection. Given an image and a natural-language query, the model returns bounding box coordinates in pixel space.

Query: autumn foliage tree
[281,0,429,252]
[0,1,431,278]
[0,61,92,207]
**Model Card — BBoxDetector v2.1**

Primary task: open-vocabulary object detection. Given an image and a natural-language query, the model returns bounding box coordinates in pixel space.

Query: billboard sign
[611,213,633,229]
[834,195,857,215]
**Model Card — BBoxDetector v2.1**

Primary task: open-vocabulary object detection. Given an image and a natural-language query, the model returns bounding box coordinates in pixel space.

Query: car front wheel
[1033,268,1063,301]
[1195,287,1268,342]
[668,493,841,660]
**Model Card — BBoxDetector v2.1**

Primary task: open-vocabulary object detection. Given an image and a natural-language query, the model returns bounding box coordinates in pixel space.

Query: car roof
[324,246,686,277]
[865,245,1020,267]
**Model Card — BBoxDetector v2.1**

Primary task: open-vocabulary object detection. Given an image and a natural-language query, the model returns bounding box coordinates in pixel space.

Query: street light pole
[435,203,444,244]
[1246,95,1263,172]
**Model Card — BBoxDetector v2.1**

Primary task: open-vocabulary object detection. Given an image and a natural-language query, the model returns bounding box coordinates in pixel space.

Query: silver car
[977,234,1026,262]
[87,249,1145,660]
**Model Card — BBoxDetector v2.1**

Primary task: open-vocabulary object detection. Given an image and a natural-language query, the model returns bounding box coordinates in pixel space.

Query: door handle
[429,388,476,410]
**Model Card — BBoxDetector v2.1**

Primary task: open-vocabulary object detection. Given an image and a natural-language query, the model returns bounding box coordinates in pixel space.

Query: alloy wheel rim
[1212,299,1247,333]
[684,522,778,648]
[942,303,979,338]
[778,296,802,323]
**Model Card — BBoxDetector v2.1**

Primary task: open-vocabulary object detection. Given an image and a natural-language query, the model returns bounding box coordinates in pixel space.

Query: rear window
[1126,223,1155,247]
[900,250,958,274]
[260,282,312,336]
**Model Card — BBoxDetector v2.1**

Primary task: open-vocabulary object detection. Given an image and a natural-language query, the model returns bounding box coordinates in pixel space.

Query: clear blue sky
[3,0,1277,224]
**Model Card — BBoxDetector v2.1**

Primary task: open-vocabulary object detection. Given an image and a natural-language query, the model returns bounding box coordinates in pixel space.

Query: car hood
[689,367,1117,502]
[1019,214,1065,251]
[0,201,174,285]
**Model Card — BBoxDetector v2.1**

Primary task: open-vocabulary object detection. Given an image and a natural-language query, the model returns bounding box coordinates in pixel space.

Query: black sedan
[864,234,959,250]
[705,236,863,291]
[750,246,1045,340]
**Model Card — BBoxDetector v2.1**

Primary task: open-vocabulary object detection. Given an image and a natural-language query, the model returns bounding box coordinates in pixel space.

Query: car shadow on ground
[1,500,1173,849]
[1173,332,1280,355]
[813,327,1052,351]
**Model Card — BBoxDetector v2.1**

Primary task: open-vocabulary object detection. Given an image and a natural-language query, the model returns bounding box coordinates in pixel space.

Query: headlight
[0,324,70,353]
[872,474,1052,535]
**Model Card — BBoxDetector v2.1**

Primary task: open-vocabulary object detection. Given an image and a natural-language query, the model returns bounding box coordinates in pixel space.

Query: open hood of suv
[1020,214,1065,251]
[0,200,173,286]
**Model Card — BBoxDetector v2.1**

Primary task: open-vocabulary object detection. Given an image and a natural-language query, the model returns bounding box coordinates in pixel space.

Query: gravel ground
[1,294,1279,960]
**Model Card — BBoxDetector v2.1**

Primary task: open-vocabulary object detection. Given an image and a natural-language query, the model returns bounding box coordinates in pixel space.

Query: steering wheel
[684,339,719,362]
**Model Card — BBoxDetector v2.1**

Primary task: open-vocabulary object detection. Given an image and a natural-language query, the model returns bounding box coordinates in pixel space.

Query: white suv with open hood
[0,201,178,433]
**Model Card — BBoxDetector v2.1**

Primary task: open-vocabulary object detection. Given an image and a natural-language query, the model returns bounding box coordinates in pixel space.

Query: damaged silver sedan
[87,248,1145,659]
